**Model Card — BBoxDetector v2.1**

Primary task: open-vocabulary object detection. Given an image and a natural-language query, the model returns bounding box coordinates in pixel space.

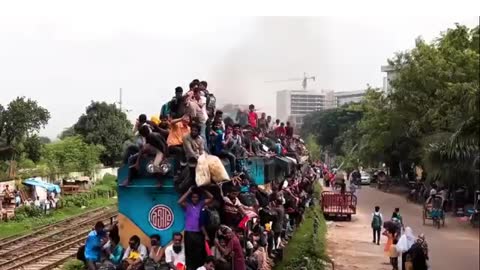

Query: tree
[42,136,104,176]
[22,134,43,163]
[58,126,76,140]
[305,134,321,161]
[302,105,363,155]
[0,97,50,147]
[73,101,132,166]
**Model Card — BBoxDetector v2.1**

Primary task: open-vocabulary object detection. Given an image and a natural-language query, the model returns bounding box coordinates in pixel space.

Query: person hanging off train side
[121,124,168,187]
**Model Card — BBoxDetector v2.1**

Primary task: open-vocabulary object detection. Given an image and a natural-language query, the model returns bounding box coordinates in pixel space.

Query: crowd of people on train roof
[82,79,319,270]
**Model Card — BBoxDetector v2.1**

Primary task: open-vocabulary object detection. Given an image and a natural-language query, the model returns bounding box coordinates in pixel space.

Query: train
[117,155,298,248]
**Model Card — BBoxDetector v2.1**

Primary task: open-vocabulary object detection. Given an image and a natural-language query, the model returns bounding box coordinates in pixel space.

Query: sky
[0,4,477,139]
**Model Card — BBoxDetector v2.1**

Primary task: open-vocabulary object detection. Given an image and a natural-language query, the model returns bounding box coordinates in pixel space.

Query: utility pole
[119,88,123,111]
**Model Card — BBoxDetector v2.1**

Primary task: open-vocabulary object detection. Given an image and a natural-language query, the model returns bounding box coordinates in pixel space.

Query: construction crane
[265,72,316,90]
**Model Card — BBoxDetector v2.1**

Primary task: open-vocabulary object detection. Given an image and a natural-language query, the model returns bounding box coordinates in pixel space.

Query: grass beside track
[0,197,116,239]
[275,182,329,270]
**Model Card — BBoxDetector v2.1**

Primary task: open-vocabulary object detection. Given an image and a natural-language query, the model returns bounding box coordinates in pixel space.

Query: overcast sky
[0,4,477,139]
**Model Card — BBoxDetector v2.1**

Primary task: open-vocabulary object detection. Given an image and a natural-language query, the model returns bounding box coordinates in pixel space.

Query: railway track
[0,207,114,250]
[0,209,118,270]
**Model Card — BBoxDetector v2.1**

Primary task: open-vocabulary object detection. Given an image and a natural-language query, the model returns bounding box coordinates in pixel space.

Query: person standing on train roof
[273,119,281,130]
[122,235,148,270]
[165,232,186,270]
[186,87,208,149]
[257,112,268,133]
[248,104,258,128]
[167,114,190,167]
[178,186,214,270]
[84,221,107,270]
[236,108,249,127]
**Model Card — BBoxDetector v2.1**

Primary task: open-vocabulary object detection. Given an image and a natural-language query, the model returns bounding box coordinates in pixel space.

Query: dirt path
[325,186,479,270]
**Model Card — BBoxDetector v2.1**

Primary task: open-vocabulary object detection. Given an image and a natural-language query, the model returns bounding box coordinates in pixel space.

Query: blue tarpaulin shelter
[22,178,61,194]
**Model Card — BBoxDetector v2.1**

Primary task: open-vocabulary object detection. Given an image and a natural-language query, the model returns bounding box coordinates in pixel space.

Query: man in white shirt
[165,232,186,270]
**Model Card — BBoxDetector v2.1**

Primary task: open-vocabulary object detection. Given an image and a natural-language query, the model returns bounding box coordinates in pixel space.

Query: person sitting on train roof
[224,124,248,159]
[84,221,107,270]
[122,235,148,270]
[183,121,205,164]
[120,125,167,187]
[102,233,124,269]
[274,122,286,138]
[210,121,236,174]
[144,234,164,270]
[165,232,186,270]
[285,122,294,138]
[178,186,214,269]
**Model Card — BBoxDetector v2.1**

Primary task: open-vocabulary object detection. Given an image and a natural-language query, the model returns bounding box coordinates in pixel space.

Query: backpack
[372,214,382,229]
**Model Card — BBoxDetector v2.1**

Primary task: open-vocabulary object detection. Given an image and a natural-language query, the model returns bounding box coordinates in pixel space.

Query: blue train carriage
[116,156,271,249]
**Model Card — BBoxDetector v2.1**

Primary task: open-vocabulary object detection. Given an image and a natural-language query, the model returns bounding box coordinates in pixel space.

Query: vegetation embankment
[276,182,329,270]
[0,174,118,239]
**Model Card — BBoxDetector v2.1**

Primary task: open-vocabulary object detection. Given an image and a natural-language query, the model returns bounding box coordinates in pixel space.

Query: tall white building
[381,65,396,92]
[276,89,335,127]
[334,90,366,107]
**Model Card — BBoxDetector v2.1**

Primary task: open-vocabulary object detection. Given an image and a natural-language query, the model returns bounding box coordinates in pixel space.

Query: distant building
[334,90,366,107]
[276,89,335,128]
[381,65,396,92]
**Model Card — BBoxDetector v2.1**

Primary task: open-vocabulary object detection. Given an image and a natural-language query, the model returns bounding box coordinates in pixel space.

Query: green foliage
[62,259,85,270]
[60,174,117,207]
[302,106,363,155]
[12,205,44,221]
[58,126,76,140]
[277,183,328,270]
[22,134,44,163]
[302,24,479,187]
[0,97,50,147]
[305,134,321,161]
[42,136,104,176]
[73,101,133,166]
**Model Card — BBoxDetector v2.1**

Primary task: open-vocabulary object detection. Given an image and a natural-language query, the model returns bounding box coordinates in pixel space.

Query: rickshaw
[423,195,445,229]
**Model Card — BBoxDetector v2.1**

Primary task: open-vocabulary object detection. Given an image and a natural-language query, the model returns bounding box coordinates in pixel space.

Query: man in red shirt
[274,122,286,137]
[248,104,258,128]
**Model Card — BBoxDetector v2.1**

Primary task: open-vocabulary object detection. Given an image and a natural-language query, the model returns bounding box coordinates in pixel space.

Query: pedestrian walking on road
[396,227,416,270]
[389,238,400,270]
[371,206,383,245]
[392,208,404,227]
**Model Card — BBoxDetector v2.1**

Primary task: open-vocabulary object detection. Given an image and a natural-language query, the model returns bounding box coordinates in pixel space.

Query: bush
[62,259,85,270]
[278,183,329,270]
[13,205,44,221]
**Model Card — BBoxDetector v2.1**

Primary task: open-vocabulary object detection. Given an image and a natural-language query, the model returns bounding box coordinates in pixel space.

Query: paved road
[356,186,479,270]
